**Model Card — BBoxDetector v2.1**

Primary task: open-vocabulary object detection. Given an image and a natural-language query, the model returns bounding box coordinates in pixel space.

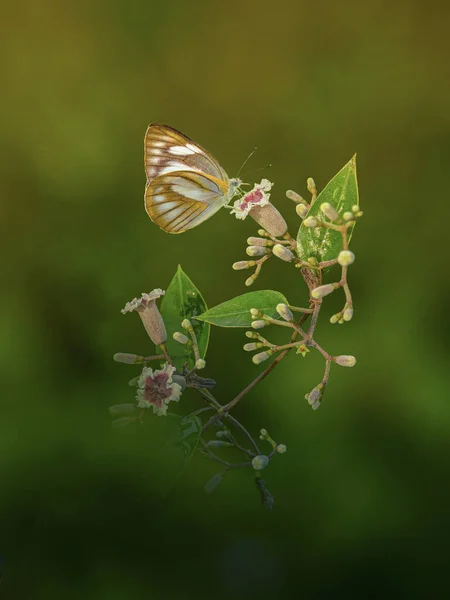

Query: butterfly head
[228,177,244,199]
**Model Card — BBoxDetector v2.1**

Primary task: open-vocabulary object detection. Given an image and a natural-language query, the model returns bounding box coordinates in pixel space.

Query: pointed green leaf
[195,290,288,328]
[296,155,359,268]
[160,265,210,369]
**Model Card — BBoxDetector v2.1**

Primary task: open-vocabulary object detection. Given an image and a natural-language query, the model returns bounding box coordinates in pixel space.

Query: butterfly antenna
[240,163,272,178]
[237,147,258,178]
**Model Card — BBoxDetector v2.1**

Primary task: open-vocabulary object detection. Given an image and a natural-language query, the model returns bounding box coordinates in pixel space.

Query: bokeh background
[1,0,449,597]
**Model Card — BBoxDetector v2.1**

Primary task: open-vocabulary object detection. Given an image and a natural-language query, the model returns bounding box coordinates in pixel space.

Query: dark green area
[1,0,449,597]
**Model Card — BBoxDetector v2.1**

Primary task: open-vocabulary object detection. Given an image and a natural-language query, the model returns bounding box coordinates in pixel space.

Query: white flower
[121,289,165,314]
[231,179,273,220]
[136,363,182,416]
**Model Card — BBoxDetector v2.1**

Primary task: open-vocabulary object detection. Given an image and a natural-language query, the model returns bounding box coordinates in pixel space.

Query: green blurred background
[1,0,449,597]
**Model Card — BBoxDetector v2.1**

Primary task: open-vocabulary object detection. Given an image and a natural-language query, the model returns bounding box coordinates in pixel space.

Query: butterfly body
[144,123,242,233]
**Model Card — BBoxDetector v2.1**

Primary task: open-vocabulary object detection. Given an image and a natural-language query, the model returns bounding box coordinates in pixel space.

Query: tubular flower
[121,289,167,345]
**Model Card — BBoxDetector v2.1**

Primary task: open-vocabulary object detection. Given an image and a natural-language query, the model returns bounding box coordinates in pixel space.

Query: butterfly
[144,123,243,233]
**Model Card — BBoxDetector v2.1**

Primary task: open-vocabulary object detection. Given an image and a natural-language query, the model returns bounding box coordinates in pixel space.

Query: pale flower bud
[260,428,268,437]
[276,444,287,454]
[272,244,294,262]
[252,455,270,471]
[338,250,355,266]
[113,353,140,364]
[334,355,356,367]
[307,177,316,194]
[330,313,341,324]
[233,260,255,270]
[243,342,263,351]
[252,351,271,364]
[286,189,304,203]
[311,283,338,299]
[257,229,270,237]
[343,211,354,221]
[181,318,192,330]
[306,385,322,405]
[303,217,318,228]
[195,358,206,370]
[296,203,309,218]
[311,400,321,410]
[250,308,263,318]
[247,237,270,247]
[320,202,340,222]
[343,307,353,321]
[173,332,189,345]
[245,275,257,287]
[251,320,266,329]
[276,303,293,322]
[249,203,288,237]
[246,245,268,257]
[245,331,259,339]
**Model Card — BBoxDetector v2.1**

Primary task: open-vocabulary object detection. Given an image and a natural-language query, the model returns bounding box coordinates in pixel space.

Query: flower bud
[311,283,338,299]
[233,260,255,270]
[272,244,294,262]
[245,331,259,339]
[338,250,355,266]
[250,308,263,318]
[251,320,266,329]
[343,211,354,221]
[286,189,304,203]
[306,385,323,405]
[252,455,269,471]
[307,177,316,194]
[330,313,341,324]
[246,245,268,257]
[249,203,288,237]
[181,318,192,330]
[252,351,271,364]
[276,303,293,322]
[204,472,223,494]
[247,237,270,247]
[303,217,318,228]
[296,203,309,218]
[173,332,189,344]
[113,353,140,364]
[334,355,356,367]
[343,307,353,321]
[243,342,263,351]
[245,275,257,287]
[352,205,360,213]
[257,229,270,237]
[276,444,287,454]
[320,202,340,222]
[311,400,321,410]
[195,358,206,370]
[260,428,268,437]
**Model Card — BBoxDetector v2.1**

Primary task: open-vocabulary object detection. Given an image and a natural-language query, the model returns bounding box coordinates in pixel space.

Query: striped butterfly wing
[144,123,231,233]
[145,170,229,234]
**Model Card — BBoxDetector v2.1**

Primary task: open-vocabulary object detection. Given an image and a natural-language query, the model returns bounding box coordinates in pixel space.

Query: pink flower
[231,179,273,220]
[121,289,167,346]
[136,363,182,416]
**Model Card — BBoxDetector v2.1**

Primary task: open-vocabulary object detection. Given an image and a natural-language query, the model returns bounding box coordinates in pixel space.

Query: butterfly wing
[145,170,230,234]
[144,123,229,183]
[144,123,231,233]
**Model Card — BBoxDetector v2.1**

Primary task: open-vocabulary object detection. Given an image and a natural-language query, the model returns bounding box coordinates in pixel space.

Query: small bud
[296,203,309,218]
[286,189,304,203]
[272,244,294,262]
[343,307,353,321]
[181,318,192,330]
[352,205,360,213]
[247,237,270,247]
[334,355,356,367]
[303,217,318,228]
[245,331,259,339]
[204,472,223,494]
[245,275,257,287]
[307,177,316,194]
[233,260,255,270]
[252,351,271,365]
[250,308,263,318]
[306,385,323,405]
[113,353,140,364]
[260,428,268,437]
[320,202,340,222]
[249,203,288,237]
[257,229,270,237]
[276,444,287,454]
[307,257,318,266]
[311,400,321,410]
[243,342,263,351]
[343,211,354,221]
[252,455,270,471]
[330,313,341,324]
[173,332,189,344]
[246,245,268,257]
[276,303,293,322]
[338,250,355,266]
[311,283,338,299]
[195,358,206,370]
[251,320,266,329]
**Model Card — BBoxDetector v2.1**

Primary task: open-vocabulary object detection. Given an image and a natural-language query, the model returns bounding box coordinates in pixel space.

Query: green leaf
[160,265,210,369]
[196,290,288,328]
[112,416,136,429]
[296,155,359,268]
